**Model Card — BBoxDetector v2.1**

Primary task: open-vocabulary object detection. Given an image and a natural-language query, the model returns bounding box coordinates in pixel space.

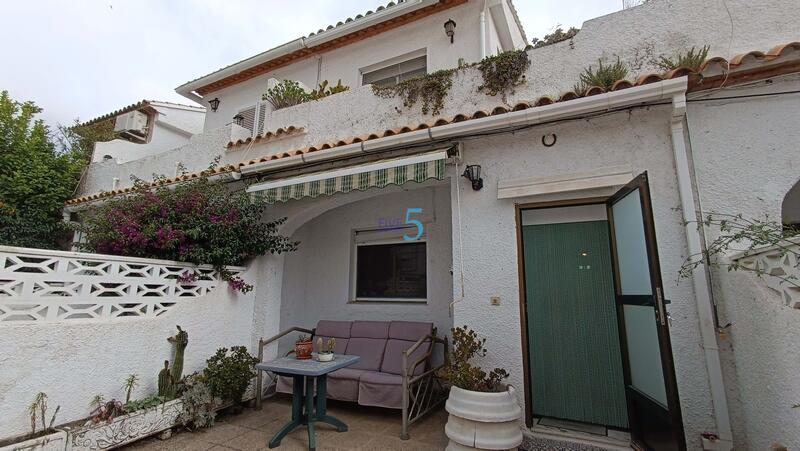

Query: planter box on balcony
[66,399,183,451]
[0,431,67,451]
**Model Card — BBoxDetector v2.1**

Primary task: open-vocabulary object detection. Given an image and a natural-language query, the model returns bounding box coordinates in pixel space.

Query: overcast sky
[0,1,623,128]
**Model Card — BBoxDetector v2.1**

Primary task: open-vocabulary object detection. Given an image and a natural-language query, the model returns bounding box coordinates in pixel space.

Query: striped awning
[246,151,448,204]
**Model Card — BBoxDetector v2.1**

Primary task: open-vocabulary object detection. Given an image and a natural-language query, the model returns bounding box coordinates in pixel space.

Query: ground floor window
[352,228,427,302]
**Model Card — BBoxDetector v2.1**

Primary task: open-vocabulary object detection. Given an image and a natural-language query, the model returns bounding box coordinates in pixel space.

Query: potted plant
[439,326,522,450]
[295,334,313,360]
[315,337,336,362]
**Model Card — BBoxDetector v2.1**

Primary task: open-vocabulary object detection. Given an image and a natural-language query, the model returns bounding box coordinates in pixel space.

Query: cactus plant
[158,326,189,399]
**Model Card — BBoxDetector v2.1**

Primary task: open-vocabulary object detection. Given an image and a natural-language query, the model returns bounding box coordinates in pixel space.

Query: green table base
[268,374,348,450]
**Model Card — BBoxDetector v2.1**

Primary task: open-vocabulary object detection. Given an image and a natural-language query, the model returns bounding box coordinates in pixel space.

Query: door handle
[656,287,667,326]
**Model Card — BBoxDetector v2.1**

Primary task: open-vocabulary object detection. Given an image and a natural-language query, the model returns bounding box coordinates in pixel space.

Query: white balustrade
[0,246,244,323]
[731,240,800,308]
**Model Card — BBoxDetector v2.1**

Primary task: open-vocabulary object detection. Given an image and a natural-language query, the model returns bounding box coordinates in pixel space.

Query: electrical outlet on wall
[490,296,501,306]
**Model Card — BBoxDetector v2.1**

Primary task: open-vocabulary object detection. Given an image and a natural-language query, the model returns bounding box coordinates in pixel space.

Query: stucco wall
[277,183,454,353]
[687,74,800,450]
[202,0,492,132]
[450,105,716,450]
[0,265,258,438]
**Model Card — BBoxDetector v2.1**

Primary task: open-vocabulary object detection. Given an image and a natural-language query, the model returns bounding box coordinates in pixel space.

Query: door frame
[514,197,610,427]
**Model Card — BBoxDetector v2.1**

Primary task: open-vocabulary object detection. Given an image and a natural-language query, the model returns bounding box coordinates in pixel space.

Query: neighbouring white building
[80,99,205,164]
[2,1,800,450]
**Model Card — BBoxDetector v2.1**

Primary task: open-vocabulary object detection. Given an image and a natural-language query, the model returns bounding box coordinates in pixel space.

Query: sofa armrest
[402,332,447,378]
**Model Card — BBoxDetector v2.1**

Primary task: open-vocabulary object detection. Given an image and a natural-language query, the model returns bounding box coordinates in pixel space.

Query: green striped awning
[247,151,447,204]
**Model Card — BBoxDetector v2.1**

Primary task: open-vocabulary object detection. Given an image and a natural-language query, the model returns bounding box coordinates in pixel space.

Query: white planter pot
[445,385,523,451]
[0,431,67,451]
[67,399,183,450]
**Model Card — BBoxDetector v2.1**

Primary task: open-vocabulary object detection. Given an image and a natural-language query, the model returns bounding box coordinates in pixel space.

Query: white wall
[450,106,716,450]
[91,105,205,163]
[687,74,800,450]
[202,0,489,131]
[0,261,258,438]
[277,183,454,353]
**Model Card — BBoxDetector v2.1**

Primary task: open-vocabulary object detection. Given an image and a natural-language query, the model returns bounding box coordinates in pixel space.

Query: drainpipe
[670,94,734,451]
[479,1,487,59]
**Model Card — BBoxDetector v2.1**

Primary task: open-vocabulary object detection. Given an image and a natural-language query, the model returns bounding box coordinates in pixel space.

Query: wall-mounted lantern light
[233,114,245,126]
[208,97,220,112]
[462,164,483,191]
[444,19,456,44]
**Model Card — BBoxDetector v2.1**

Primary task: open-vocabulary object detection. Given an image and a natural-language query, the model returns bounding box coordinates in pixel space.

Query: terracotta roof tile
[227,125,304,149]
[68,42,800,207]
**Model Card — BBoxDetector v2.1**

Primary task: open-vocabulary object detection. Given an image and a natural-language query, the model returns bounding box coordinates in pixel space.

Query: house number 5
[403,208,424,241]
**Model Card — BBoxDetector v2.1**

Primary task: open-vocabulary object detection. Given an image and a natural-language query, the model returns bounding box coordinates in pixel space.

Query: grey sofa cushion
[350,320,390,339]
[358,371,403,409]
[316,320,352,338]
[327,367,366,402]
[380,321,433,375]
[388,321,432,341]
[345,337,387,371]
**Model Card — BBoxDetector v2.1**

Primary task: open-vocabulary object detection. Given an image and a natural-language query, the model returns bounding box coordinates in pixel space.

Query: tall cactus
[158,326,189,399]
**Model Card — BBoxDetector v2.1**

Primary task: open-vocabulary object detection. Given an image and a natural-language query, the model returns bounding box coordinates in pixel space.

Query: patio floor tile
[122,394,447,450]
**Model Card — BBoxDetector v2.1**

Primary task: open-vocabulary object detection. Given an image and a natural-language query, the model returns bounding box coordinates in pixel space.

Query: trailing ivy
[372,69,455,115]
[476,49,531,102]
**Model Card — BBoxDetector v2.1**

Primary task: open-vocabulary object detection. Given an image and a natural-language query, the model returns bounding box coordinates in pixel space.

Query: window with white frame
[351,228,427,302]
[361,53,427,87]
[235,102,267,137]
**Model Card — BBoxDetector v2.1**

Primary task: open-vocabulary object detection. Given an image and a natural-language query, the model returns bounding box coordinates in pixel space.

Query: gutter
[670,96,734,450]
[241,78,688,176]
[175,0,438,102]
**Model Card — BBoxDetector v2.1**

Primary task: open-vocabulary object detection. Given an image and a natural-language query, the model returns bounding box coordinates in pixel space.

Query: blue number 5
[403,208,423,241]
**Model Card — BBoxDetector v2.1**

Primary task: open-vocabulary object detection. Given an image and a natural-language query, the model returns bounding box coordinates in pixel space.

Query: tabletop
[256,354,360,377]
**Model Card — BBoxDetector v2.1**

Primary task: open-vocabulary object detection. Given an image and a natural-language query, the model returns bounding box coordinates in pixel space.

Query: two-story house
[44,0,800,449]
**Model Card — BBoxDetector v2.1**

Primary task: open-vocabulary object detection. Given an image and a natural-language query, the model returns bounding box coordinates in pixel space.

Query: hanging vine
[372,69,455,115]
[476,49,531,102]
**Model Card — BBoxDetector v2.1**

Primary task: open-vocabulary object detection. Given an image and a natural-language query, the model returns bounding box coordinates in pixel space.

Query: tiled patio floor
[124,394,449,451]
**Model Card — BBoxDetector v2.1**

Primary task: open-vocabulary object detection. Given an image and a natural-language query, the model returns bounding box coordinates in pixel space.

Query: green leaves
[656,45,710,71]
[477,50,531,102]
[575,57,629,92]
[0,90,86,249]
[438,325,508,392]
[203,346,259,404]
[372,69,455,115]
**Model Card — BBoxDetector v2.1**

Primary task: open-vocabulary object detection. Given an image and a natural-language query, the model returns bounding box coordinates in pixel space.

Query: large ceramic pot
[295,340,313,359]
[445,385,523,451]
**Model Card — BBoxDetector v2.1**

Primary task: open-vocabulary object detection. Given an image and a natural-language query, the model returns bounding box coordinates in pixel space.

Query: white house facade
[2,1,799,450]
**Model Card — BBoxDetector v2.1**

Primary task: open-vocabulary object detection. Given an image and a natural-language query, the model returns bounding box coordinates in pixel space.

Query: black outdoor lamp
[233,113,245,126]
[462,165,483,191]
[444,18,456,43]
[208,97,220,112]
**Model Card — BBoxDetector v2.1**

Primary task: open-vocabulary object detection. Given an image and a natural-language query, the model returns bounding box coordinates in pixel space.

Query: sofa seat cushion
[358,371,403,409]
[345,337,387,371]
[326,367,368,402]
[380,339,431,376]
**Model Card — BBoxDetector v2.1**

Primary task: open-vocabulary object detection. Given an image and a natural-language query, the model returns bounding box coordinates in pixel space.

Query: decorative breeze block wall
[0,246,243,323]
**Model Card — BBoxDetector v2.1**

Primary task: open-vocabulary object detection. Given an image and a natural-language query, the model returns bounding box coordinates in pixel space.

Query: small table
[257,354,360,450]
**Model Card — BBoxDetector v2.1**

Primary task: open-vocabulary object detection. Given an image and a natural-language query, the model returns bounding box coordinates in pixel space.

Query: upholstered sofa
[256,320,446,439]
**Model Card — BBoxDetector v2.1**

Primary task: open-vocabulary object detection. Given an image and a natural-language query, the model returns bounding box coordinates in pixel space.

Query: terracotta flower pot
[295,341,313,360]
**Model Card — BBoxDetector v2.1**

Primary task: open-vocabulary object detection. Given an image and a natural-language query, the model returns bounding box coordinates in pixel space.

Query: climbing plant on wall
[372,69,456,115]
[476,49,531,102]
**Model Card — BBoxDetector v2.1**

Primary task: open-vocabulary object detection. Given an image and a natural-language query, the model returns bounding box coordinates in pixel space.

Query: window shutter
[237,105,257,133]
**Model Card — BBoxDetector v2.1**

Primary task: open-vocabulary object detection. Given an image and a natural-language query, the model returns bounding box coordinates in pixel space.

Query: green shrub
[178,373,217,429]
[203,346,259,404]
[438,326,508,392]
[531,27,579,49]
[656,45,710,71]
[476,49,531,101]
[308,79,350,100]
[575,57,629,92]
[372,69,455,115]
[262,80,309,110]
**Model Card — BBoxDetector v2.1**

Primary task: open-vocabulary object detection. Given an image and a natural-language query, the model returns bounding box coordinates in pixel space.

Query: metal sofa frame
[254,324,448,440]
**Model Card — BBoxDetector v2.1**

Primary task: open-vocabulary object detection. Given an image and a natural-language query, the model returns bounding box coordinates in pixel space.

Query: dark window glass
[356,242,426,299]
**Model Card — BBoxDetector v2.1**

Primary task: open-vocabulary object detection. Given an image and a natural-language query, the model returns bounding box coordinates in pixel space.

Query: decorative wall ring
[542,133,557,147]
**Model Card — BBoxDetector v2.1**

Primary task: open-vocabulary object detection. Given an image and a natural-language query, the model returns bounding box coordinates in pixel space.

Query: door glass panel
[611,188,652,295]
[623,304,668,406]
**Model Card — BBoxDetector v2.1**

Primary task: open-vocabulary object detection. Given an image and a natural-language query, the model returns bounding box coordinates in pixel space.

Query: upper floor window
[361,53,427,88]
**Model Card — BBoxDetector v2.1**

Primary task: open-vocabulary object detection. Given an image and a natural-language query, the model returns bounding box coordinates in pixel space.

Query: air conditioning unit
[114,110,149,140]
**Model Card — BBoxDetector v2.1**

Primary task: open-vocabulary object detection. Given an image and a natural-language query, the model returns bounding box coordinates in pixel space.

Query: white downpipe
[670,94,734,450]
[479,1,487,59]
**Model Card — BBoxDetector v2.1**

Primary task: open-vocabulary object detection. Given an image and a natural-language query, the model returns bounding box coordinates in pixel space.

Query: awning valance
[246,150,448,204]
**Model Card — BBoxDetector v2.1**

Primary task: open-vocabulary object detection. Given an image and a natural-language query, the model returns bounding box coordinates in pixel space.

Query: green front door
[523,220,628,429]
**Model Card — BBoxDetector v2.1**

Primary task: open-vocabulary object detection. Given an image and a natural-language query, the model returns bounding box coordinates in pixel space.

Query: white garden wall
[0,247,257,438]
[687,75,800,450]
